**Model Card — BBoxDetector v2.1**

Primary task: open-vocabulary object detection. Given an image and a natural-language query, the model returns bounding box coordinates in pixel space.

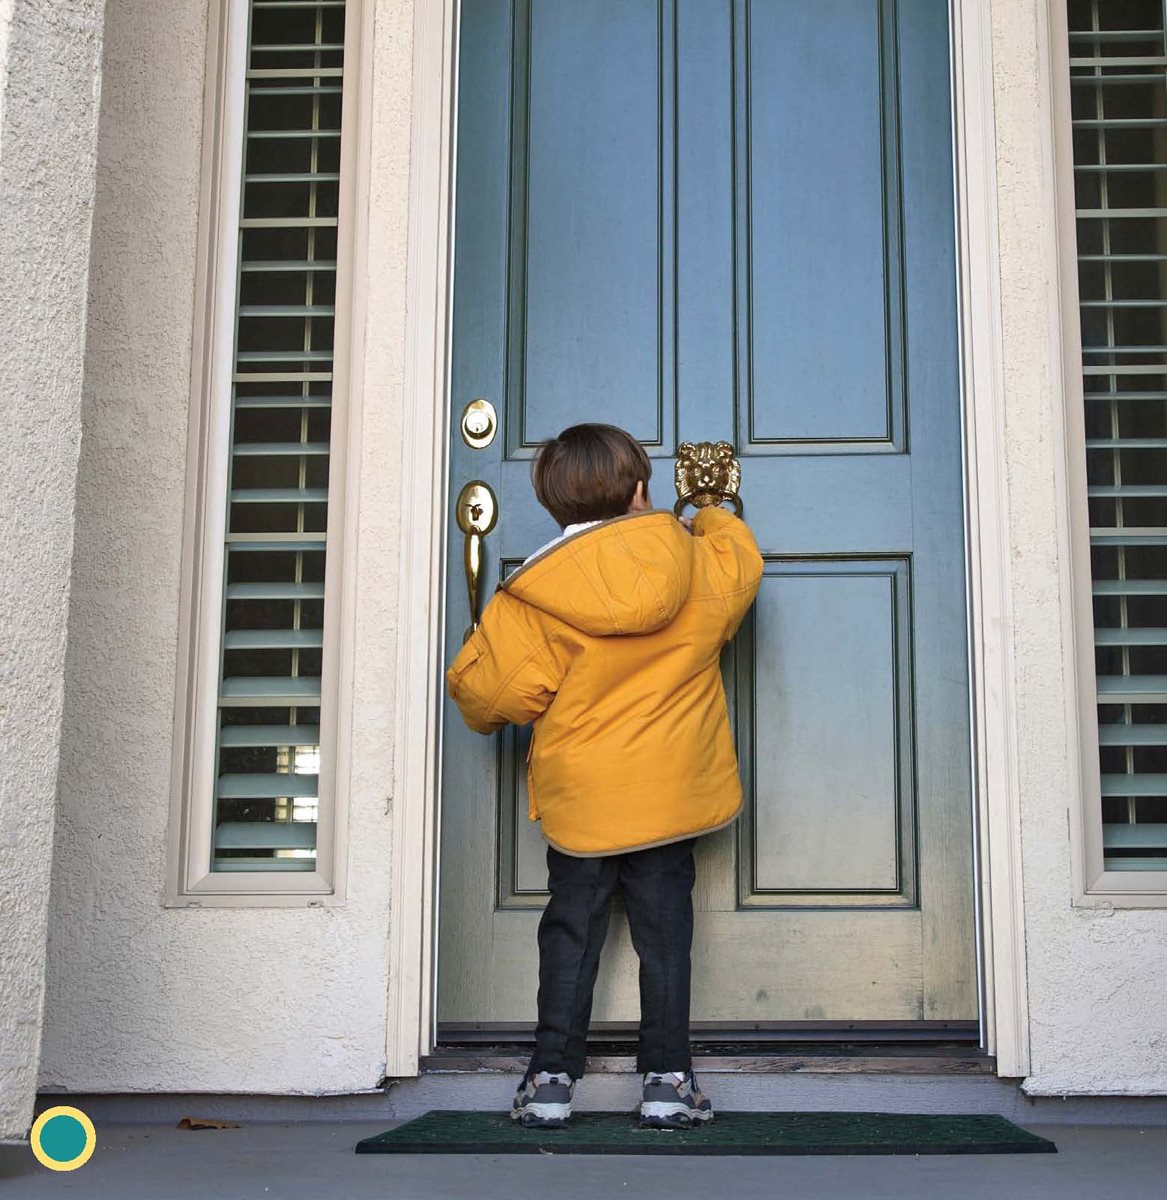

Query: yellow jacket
[446,507,764,856]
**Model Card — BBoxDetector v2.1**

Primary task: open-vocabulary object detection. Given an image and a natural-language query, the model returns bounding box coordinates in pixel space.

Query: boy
[446,423,762,1129]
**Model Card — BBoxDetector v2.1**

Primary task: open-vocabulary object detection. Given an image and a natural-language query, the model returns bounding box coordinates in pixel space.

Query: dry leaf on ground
[176,1116,241,1130]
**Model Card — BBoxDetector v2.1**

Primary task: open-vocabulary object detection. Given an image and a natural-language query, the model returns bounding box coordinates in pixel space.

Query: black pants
[527,838,696,1081]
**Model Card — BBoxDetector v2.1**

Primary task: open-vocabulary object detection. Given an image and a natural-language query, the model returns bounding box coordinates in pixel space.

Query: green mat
[355,1111,1056,1156]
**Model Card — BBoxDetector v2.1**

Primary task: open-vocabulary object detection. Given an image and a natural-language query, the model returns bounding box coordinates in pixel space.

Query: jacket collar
[500,508,673,592]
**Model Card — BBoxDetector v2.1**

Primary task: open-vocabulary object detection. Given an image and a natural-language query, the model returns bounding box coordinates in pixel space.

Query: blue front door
[440,0,976,1031]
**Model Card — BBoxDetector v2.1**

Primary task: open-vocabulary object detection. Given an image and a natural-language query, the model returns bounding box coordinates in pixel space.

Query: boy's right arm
[690,505,764,640]
[446,591,561,734]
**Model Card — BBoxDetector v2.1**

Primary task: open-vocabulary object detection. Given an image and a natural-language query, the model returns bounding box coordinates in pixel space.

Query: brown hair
[531,424,652,528]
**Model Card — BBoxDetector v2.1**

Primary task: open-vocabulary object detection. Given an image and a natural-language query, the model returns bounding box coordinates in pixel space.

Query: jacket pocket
[445,631,484,697]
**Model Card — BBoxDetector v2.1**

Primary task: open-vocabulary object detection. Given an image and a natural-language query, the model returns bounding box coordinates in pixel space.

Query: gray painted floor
[2,1122,1165,1199]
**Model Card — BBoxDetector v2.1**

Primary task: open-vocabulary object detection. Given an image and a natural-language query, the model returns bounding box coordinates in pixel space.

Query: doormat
[355,1111,1056,1156]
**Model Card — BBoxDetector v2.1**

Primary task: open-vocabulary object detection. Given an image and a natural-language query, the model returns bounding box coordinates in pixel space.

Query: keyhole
[460,400,497,448]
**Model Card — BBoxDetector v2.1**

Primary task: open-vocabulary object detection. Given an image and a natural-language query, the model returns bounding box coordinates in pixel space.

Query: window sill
[165,869,342,908]
[1074,870,1167,910]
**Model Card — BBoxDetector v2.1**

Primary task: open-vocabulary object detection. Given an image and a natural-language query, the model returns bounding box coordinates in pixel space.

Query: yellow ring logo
[30,1106,96,1172]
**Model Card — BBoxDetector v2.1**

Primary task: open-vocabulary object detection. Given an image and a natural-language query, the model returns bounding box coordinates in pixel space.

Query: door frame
[385,0,1032,1079]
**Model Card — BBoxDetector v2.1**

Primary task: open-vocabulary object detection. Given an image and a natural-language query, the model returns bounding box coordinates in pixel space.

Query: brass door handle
[673,441,744,516]
[455,480,498,639]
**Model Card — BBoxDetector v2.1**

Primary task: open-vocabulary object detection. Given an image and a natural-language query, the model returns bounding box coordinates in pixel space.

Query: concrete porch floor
[2,1121,1166,1199]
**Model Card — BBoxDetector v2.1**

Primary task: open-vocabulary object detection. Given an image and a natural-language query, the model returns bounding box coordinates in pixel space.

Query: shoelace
[645,1071,687,1087]
[530,1072,570,1088]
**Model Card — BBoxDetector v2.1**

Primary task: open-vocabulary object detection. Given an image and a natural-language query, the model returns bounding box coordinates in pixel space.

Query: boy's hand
[678,515,694,532]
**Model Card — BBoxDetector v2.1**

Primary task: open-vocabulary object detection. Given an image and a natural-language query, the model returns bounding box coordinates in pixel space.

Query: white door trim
[385,0,459,1078]
[949,0,1031,1078]
[385,0,1031,1078]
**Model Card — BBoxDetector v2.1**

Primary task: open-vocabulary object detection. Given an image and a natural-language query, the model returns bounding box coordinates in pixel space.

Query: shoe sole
[511,1102,572,1129]
[639,1102,714,1130]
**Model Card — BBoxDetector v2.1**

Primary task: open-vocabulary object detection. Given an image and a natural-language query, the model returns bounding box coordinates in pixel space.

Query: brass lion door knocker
[673,441,743,517]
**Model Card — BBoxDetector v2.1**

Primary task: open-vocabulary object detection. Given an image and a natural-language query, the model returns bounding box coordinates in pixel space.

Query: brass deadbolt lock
[460,398,497,449]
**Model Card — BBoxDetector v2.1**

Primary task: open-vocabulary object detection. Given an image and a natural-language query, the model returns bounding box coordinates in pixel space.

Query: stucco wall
[40,0,416,1094]
[991,0,1167,1095]
[0,0,104,1142]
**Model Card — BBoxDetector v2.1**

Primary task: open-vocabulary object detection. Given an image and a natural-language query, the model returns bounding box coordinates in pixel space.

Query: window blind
[1070,0,1167,871]
[213,0,347,872]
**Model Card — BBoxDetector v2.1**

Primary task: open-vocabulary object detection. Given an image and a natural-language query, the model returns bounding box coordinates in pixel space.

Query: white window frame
[1048,0,1167,905]
[167,0,363,906]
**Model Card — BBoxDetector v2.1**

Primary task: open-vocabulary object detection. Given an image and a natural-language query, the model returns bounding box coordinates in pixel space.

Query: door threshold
[422,1042,994,1077]
[438,1020,979,1044]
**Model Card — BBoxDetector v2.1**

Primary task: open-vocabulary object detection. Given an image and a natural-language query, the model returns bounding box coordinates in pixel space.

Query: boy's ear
[628,480,650,513]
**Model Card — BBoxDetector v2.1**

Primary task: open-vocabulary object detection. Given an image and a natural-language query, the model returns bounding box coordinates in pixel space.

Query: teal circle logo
[30,1106,96,1172]
[41,1114,86,1159]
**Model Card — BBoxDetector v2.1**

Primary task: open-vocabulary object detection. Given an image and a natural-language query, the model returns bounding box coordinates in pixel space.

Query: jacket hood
[503,510,694,637]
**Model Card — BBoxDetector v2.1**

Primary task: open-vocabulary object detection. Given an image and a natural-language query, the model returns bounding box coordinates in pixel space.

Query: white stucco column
[0,0,105,1143]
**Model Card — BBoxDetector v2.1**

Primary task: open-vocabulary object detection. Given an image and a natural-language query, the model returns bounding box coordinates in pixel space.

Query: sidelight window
[170,0,356,898]
[1066,0,1167,887]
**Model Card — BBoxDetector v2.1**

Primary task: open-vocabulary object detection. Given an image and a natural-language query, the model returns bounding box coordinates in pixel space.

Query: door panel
[517,0,665,444]
[439,0,976,1031]
[745,561,912,900]
[743,0,897,445]
[505,0,675,452]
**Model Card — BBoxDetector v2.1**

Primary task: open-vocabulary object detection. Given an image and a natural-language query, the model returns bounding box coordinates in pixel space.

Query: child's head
[532,424,653,528]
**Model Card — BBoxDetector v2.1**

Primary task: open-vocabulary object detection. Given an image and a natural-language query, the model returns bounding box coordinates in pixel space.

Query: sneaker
[639,1070,714,1129]
[510,1070,574,1128]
